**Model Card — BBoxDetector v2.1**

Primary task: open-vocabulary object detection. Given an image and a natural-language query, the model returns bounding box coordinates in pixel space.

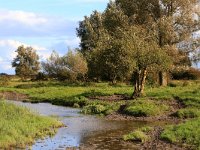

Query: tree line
[12,0,200,97]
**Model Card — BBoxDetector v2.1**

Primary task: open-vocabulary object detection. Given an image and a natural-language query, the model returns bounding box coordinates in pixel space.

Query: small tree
[64,50,88,81]
[42,50,88,81]
[12,45,40,80]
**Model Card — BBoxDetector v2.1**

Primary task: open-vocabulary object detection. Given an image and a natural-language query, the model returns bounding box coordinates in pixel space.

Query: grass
[82,101,122,115]
[1,78,200,149]
[123,126,153,143]
[161,118,200,149]
[0,100,63,149]
[123,99,169,117]
[173,108,200,119]
[123,130,149,143]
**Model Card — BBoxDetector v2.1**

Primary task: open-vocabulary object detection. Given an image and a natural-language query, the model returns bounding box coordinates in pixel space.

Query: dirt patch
[88,94,130,101]
[0,91,29,101]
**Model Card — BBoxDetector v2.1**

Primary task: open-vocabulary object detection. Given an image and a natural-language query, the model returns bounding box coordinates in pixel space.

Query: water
[9,101,148,150]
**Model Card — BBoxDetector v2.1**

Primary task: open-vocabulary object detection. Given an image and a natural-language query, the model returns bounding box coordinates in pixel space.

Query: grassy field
[0,79,200,149]
[0,100,62,149]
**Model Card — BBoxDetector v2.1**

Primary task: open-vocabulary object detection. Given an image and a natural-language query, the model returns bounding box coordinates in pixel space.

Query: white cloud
[0,9,78,37]
[0,10,47,26]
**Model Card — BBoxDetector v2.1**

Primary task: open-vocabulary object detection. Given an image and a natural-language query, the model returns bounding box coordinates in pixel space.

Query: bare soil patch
[0,91,29,101]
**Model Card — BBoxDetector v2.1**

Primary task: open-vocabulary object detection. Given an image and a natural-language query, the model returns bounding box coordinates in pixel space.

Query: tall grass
[0,100,62,149]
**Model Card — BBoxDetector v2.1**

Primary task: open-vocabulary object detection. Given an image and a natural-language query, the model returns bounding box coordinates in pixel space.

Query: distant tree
[42,50,88,81]
[42,51,63,79]
[64,50,88,81]
[12,45,40,80]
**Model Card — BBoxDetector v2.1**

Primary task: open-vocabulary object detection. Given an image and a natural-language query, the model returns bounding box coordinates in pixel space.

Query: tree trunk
[159,71,168,86]
[132,68,147,98]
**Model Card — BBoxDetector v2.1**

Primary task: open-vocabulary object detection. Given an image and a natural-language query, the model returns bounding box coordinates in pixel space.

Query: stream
[9,101,150,150]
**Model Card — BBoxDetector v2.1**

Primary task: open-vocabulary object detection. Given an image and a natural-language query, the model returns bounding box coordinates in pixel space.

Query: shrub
[35,72,48,81]
[171,68,200,80]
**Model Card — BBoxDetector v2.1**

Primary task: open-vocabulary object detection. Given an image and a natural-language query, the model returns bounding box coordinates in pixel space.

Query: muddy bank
[0,91,28,101]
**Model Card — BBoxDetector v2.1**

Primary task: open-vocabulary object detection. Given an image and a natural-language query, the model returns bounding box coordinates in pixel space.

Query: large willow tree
[116,0,200,85]
[77,0,200,97]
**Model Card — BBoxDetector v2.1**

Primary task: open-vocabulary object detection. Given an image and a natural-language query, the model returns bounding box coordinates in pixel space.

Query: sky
[0,0,109,74]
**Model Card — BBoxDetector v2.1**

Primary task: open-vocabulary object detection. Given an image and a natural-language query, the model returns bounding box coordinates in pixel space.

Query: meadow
[0,79,200,149]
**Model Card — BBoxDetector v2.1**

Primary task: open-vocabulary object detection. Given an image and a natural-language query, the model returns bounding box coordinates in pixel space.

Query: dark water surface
[10,101,148,150]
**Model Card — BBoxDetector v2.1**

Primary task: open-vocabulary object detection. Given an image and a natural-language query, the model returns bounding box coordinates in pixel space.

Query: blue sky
[0,0,109,74]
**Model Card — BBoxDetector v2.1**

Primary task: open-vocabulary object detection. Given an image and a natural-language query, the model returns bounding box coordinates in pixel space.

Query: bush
[35,72,48,81]
[171,68,200,80]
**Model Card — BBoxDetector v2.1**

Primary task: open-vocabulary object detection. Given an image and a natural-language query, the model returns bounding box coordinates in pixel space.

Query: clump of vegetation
[173,108,200,119]
[82,101,121,115]
[123,130,149,143]
[161,118,200,149]
[82,104,107,115]
[0,100,62,149]
[123,126,153,143]
[123,99,169,117]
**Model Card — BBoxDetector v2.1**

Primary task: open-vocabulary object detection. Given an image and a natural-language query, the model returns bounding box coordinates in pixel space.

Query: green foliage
[161,118,200,149]
[123,130,149,143]
[12,45,40,80]
[42,50,88,81]
[124,99,169,117]
[173,108,200,119]
[0,101,62,149]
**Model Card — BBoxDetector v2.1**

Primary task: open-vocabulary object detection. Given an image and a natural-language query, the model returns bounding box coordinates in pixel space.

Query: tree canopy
[12,45,40,80]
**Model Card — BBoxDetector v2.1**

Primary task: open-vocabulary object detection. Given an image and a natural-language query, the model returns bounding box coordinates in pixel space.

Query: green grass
[161,118,200,149]
[123,130,149,143]
[0,100,63,149]
[173,108,200,119]
[82,101,122,115]
[123,99,169,117]
[1,79,200,149]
